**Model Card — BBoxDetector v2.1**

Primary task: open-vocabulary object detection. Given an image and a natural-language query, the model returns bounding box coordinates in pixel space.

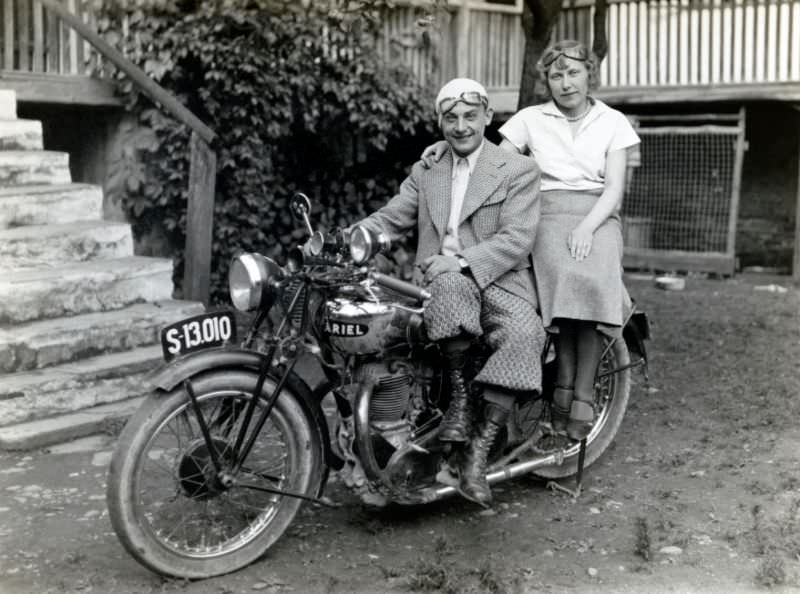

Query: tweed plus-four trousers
[424,272,545,392]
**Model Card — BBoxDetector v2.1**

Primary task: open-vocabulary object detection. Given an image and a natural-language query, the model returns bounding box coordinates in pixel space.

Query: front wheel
[517,338,632,479]
[106,370,324,579]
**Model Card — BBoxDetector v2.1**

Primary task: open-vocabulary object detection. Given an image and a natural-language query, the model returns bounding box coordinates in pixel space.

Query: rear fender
[147,347,342,478]
[622,310,650,374]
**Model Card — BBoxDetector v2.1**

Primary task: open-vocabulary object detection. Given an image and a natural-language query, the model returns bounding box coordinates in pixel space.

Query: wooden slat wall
[589,0,800,87]
[3,0,800,92]
[465,6,523,89]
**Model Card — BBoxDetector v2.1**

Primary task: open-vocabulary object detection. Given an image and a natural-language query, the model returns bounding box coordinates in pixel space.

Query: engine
[354,361,414,423]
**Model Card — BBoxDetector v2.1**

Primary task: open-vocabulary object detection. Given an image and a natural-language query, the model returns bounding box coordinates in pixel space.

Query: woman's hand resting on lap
[568,225,594,261]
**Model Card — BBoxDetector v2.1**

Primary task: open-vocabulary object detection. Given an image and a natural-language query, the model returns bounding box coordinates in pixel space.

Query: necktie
[442,157,470,256]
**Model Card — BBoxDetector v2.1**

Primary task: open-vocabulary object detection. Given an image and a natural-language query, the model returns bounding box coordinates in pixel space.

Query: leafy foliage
[100,0,436,302]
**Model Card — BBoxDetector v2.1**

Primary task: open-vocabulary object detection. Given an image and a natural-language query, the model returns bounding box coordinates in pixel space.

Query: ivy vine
[100,0,438,302]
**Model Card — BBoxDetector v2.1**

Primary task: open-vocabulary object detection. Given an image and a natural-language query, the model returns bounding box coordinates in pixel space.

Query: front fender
[147,347,269,392]
[146,347,342,474]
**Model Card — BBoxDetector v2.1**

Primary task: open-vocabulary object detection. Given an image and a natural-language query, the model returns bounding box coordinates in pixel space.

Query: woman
[422,39,640,441]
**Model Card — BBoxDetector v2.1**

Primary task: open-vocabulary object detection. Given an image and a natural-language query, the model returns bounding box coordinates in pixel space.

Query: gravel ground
[0,272,798,594]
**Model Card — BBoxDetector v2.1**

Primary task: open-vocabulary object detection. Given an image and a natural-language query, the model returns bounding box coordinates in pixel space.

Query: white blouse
[499,98,640,192]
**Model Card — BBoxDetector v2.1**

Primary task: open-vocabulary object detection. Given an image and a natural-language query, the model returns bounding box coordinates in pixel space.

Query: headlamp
[228,253,283,312]
[348,226,389,265]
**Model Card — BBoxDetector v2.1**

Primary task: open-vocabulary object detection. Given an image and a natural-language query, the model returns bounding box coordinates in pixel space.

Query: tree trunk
[518,0,564,110]
[592,0,609,64]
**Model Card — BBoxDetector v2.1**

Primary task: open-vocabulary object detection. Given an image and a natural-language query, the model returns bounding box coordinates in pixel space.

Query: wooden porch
[385,0,800,111]
[3,0,800,109]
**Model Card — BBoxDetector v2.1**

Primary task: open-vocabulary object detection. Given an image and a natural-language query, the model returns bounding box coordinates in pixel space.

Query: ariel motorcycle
[106,193,649,579]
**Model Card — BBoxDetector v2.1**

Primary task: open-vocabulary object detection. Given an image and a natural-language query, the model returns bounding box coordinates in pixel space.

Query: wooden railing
[1,0,99,74]
[8,0,217,306]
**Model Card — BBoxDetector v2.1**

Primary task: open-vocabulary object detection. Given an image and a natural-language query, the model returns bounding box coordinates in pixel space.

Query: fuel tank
[321,296,425,355]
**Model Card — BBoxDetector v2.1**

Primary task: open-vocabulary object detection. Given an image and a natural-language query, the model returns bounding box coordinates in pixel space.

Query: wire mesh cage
[622,109,747,275]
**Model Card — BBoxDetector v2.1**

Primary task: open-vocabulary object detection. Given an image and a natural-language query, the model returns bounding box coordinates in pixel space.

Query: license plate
[160,310,238,362]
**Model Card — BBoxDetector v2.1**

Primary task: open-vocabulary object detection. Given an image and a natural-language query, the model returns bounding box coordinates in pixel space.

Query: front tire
[106,370,324,579]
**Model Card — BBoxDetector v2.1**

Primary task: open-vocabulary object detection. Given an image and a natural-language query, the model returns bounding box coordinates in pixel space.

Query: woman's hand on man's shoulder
[420,140,449,169]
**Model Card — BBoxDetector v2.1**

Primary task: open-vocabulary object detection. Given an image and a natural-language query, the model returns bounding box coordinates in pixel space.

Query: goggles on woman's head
[438,91,488,115]
[541,46,588,68]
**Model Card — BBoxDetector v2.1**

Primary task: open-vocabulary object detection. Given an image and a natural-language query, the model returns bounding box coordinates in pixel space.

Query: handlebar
[369,272,431,302]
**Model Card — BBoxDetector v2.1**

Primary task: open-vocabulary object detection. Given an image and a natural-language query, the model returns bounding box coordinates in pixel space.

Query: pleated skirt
[533,189,630,337]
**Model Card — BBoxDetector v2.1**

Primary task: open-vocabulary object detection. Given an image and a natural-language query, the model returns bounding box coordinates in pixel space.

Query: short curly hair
[535,39,600,100]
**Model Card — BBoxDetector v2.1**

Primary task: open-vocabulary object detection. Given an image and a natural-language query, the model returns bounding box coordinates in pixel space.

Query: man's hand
[568,225,594,261]
[421,255,461,283]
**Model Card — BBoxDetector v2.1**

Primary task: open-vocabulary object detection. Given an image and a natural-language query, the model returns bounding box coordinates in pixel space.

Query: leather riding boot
[551,386,574,433]
[439,348,472,442]
[458,403,509,506]
[566,393,594,441]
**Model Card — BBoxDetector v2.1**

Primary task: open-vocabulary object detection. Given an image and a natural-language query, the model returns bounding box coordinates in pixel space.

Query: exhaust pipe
[429,452,562,499]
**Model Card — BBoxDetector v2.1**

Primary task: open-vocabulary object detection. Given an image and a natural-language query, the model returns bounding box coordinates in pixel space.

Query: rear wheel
[106,370,323,579]
[515,338,631,479]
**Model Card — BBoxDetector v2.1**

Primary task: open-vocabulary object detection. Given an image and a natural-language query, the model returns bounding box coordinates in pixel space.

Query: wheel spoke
[130,389,302,558]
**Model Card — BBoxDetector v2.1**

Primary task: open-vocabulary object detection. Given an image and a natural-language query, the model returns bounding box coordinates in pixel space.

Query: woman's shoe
[551,386,573,433]
[566,397,594,440]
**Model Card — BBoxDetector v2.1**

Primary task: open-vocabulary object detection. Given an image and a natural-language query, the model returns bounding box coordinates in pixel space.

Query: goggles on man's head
[437,91,488,115]
[541,46,588,68]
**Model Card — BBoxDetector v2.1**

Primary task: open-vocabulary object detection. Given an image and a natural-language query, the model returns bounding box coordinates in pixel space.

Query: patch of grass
[750,501,800,558]
[475,560,516,594]
[403,535,472,593]
[754,556,787,588]
[634,517,652,562]
[407,557,460,593]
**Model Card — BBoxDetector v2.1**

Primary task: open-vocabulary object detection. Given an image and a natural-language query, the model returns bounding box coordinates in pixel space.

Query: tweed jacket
[360,140,541,306]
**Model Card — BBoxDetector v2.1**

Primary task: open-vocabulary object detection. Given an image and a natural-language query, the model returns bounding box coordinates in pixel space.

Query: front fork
[180,351,332,506]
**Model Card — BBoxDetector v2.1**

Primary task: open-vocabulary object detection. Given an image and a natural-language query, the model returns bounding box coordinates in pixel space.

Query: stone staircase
[0,90,204,450]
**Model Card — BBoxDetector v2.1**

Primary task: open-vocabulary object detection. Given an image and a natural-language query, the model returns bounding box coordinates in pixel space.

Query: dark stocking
[574,322,604,403]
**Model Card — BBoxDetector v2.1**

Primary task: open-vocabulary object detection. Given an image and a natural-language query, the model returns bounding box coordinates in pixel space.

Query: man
[356,78,545,506]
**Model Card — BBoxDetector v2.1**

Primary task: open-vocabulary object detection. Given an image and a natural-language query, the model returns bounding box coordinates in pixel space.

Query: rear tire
[106,370,324,579]
[521,339,631,479]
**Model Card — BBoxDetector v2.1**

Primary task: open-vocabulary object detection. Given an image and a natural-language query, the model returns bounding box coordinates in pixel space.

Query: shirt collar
[450,140,484,179]
[540,97,608,120]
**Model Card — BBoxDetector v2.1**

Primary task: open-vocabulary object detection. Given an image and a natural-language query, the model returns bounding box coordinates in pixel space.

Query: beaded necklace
[564,103,592,122]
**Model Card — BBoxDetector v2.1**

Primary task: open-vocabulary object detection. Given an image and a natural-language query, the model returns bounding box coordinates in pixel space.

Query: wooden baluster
[3,0,14,70]
[46,1,58,72]
[17,0,30,71]
[32,0,44,71]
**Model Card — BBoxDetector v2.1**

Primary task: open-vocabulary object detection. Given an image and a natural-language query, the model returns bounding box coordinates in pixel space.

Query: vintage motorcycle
[106,193,649,579]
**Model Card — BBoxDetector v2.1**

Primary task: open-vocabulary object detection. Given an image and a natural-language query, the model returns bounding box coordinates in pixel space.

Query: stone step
[0,345,161,429]
[0,220,134,271]
[0,90,16,119]
[0,396,146,451]
[0,183,103,229]
[0,150,71,186]
[0,256,174,324]
[0,299,204,373]
[0,119,43,150]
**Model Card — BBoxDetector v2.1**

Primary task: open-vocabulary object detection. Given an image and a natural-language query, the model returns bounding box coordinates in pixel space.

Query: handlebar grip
[369,272,431,302]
